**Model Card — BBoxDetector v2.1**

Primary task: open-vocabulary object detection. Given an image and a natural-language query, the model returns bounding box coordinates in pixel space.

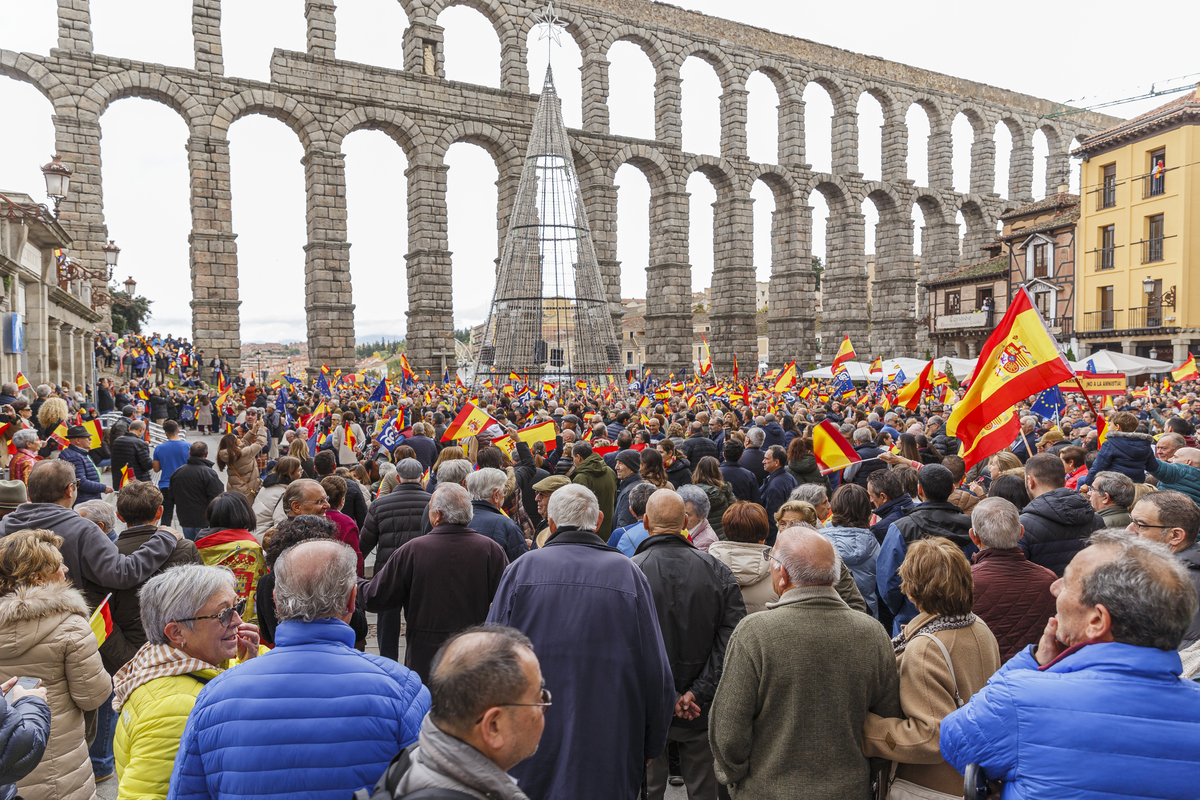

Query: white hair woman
[111,564,262,797]
[677,484,717,552]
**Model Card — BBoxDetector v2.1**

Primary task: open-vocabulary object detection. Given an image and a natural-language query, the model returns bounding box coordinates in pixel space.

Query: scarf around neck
[892,613,976,655]
[112,643,218,711]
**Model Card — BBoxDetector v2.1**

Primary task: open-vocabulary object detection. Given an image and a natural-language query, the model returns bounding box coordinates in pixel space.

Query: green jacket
[710,585,900,798]
[572,454,618,543]
[1150,459,1200,504]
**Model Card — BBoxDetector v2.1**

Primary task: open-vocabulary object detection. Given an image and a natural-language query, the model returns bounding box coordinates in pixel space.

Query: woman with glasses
[112,564,262,798]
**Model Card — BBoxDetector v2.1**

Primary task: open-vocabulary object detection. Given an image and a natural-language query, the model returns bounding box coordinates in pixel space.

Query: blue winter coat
[760,468,798,544]
[1149,459,1200,504]
[167,618,430,800]
[760,421,786,450]
[485,527,675,800]
[0,693,50,800]
[822,526,880,616]
[468,501,527,563]
[941,642,1200,798]
[869,493,913,544]
[60,444,106,504]
[719,463,761,505]
[1079,431,1157,487]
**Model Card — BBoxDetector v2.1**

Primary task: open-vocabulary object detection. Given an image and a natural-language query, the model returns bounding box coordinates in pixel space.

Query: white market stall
[802,357,978,384]
[1070,350,1174,378]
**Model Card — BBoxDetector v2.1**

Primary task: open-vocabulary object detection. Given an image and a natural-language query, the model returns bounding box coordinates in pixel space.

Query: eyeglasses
[762,548,782,565]
[1129,518,1172,532]
[475,687,552,724]
[177,598,246,627]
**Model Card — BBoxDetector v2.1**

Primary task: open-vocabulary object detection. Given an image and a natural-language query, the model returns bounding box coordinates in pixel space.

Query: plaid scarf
[112,643,218,712]
[892,613,977,655]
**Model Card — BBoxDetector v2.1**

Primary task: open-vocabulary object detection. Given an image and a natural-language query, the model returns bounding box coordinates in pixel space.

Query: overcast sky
[0,0,1192,343]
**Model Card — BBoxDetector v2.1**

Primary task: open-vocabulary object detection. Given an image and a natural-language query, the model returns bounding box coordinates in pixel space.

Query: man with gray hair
[360,458,433,661]
[942,531,1200,795]
[486,484,675,800]
[968,497,1057,661]
[359,483,508,680]
[740,426,768,483]
[710,525,900,798]
[391,626,546,799]
[1087,470,1135,528]
[171,539,432,799]
[466,467,527,562]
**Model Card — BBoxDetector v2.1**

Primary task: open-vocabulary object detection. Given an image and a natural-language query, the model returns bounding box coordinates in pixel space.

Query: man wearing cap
[0,480,26,521]
[59,424,111,505]
[613,449,645,530]
[531,474,570,548]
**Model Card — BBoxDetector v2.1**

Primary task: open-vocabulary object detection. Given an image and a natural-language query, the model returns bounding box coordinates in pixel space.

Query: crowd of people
[0,345,1196,799]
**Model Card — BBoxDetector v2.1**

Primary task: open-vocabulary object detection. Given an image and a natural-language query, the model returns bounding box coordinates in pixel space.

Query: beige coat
[0,581,112,800]
[218,426,269,499]
[862,611,1001,795]
[707,540,777,614]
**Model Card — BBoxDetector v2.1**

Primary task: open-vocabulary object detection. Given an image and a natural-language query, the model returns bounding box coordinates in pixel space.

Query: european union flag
[1086,358,1097,373]
[1030,387,1066,420]
[315,373,332,398]
[887,369,907,388]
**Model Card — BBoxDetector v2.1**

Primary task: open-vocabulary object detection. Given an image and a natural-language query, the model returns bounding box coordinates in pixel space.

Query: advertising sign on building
[3,313,23,355]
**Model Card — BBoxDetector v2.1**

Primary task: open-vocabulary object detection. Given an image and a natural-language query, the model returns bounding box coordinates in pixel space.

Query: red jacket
[971,547,1057,662]
[1064,465,1087,490]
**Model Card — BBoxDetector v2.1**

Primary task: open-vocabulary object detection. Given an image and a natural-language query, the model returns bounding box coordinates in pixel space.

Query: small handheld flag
[831,336,857,373]
[89,594,114,647]
[811,419,862,475]
[14,373,31,393]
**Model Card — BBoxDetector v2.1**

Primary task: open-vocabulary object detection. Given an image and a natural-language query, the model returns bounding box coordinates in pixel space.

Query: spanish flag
[699,335,712,376]
[509,372,521,384]
[89,594,113,647]
[441,401,498,442]
[958,408,1019,471]
[14,372,31,393]
[831,336,857,373]
[516,420,557,449]
[575,379,588,390]
[1171,353,1198,382]
[869,356,883,374]
[344,422,356,450]
[118,464,134,489]
[895,360,934,411]
[811,419,862,475]
[49,423,71,449]
[1131,385,1152,399]
[947,288,1074,449]
[772,361,797,394]
[398,354,415,382]
[1096,412,1109,448]
[732,354,739,383]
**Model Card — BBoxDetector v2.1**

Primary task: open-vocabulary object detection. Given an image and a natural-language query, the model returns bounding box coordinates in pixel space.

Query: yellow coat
[114,667,218,799]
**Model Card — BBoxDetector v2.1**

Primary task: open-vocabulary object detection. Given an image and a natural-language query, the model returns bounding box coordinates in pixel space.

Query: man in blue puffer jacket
[167,539,430,800]
[941,530,1200,798]
[59,426,111,505]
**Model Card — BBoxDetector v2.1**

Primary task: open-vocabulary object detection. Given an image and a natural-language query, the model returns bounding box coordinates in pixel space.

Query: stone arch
[743,163,801,198]
[431,121,521,170]
[800,172,854,212]
[674,41,737,89]
[684,154,737,198]
[606,144,676,193]
[864,184,917,352]
[329,106,427,158]
[430,0,521,44]
[516,3,597,53]
[571,138,606,188]
[799,69,855,115]
[0,49,71,112]
[908,93,948,130]
[957,196,996,265]
[600,25,674,75]
[79,70,205,129]
[742,58,799,103]
[210,89,327,151]
[860,83,902,123]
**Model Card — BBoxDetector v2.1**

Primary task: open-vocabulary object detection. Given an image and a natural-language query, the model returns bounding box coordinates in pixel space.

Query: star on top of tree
[532,2,565,47]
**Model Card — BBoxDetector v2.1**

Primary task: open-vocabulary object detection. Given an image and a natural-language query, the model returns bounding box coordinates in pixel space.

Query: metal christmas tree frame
[475,59,621,383]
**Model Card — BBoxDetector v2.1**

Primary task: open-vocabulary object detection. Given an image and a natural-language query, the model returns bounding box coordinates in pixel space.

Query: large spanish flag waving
[959,408,1019,471]
[441,400,499,442]
[811,419,862,475]
[1172,353,1199,382]
[947,287,1074,448]
[831,336,857,373]
[772,361,798,393]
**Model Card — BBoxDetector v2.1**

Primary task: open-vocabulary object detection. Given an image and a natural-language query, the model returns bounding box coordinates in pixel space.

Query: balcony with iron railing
[1092,246,1119,271]
[1094,182,1120,210]
[1140,166,1177,199]
[1081,309,1121,332]
[1127,305,1165,329]
[1136,235,1174,264]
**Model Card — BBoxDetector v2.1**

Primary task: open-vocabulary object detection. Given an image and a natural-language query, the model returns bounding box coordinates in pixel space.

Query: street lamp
[41,155,72,216]
[123,276,137,296]
[103,240,121,269]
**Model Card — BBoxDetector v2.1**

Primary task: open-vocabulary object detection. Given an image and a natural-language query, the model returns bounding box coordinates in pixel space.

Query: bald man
[1148,446,1200,504]
[709,525,900,799]
[632,489,745,800]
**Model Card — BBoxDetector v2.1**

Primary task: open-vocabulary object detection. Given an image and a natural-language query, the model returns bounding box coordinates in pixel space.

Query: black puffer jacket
[359,482,432,570]
[666,457,692,488]
[0,692,50,800]
[632,534,746,728]
[932,432,961,458]
[111,431,153,483]
[680,435,718,464]
[891,501,975,550]
[1019,487,1104,576]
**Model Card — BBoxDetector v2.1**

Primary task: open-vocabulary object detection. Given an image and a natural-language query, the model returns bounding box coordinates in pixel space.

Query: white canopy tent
[802,357,979,384]
[1070,350,1173,378]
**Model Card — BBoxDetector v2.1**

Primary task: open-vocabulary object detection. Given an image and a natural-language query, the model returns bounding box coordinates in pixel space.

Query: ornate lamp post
[0,155,73,223]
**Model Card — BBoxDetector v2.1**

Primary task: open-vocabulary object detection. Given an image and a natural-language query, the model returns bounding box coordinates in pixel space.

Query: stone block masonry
[1,0,1119,373]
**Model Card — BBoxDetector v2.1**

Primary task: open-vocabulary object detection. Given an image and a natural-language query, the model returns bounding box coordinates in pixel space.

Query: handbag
[883,631,965,800]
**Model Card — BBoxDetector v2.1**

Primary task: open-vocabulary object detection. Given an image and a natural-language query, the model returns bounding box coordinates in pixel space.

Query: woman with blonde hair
[287,436,315,479]
[36,398,70,457]
[216,421,269,500]
[863,536,1000,798]
[0,529,111,800]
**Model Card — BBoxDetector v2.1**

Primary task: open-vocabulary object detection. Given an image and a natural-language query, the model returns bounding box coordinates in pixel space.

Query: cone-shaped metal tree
[475,67,620,383]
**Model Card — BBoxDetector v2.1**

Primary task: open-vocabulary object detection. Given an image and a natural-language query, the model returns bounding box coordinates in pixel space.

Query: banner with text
[1058,372,1128,397]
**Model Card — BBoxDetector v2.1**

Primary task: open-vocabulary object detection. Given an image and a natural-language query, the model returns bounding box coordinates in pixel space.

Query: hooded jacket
[869,493,914,544]
[1079,430,1158,487]
[822,526,880,616]
[697,481,734,541]
[0,582,112,800]
[632,534,746,729]
[1148,459,1200,504]
[665,456,693,489]
[1019,488,1104,576]
[707,540,776,614]
[0,503,175,595]
[971,547,1057,662]
[0,689,50,800]
[571,454,618,543]
[217,426,268,499]
[941,642,1200,798]
[877,502,976,633]
[169,456,225,529]
[785,454,831,491]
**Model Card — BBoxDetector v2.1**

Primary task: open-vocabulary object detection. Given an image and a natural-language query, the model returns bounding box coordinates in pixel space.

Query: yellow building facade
[1074,88,1199,362]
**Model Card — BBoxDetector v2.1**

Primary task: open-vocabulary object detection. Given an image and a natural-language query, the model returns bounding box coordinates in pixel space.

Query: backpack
[351,743,478,800]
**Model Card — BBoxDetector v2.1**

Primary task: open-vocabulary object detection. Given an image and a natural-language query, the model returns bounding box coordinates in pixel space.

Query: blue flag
[315,373,332,398]
[1030,387,1066,420]
[831,368,855,399]
[1086,358,1096,373]
[887,369,907,388]
[367,380,389,404]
